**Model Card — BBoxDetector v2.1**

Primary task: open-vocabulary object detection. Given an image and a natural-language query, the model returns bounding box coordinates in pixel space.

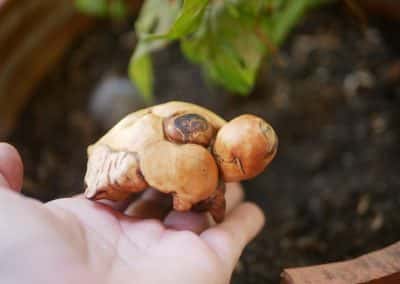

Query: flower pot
[0,0,93,138]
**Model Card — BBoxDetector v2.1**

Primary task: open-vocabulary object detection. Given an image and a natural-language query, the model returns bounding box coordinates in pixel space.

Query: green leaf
[268,0,313,44]
[130,0,181,100]
[109,0,127,19]
[75,0,108,16]
[77,0,330,96]
[181,1,266,94]
[129,50,154,104]
[75,0,127,18]
[157,0,210,40]
[207,49,256,94]
[180,0,329,95]
[135,0,181,36]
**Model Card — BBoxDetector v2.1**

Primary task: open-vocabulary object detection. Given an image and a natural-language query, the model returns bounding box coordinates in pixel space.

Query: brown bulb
[213,114,278,182]
[140,140,219,210]
[83,101,278,223]
[163,113,215,146]
[84,144,148,201]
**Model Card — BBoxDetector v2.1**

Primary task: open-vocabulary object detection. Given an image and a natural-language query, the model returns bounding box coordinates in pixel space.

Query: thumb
[0,143,23,192]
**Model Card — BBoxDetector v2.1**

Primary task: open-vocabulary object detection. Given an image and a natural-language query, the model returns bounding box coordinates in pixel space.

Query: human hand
[0,143,265,284]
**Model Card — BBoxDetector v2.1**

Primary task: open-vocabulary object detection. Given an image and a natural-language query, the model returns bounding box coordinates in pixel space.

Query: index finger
[0,143,23,192]
[200,202,265,270]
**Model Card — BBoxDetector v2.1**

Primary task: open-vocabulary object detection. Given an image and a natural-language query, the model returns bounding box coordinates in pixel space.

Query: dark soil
[9,5,400,284]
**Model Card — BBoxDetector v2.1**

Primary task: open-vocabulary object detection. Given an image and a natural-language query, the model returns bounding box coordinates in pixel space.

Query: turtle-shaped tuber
[84,101,278,222]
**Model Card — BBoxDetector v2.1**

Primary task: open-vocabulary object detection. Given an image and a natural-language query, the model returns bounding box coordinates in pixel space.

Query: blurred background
[1,0,400,283]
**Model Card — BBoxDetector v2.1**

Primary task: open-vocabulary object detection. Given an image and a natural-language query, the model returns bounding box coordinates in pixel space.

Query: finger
[225,183,244,213]
[164,211,210,234]
[124,189,172,219]
[201,202,265,270]
[0,143,23,192]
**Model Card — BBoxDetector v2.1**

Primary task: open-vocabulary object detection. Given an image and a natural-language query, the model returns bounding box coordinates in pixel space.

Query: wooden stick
[281,242,400,284]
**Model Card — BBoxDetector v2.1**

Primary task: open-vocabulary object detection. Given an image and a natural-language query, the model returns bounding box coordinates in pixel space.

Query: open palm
[0,143,264,284]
